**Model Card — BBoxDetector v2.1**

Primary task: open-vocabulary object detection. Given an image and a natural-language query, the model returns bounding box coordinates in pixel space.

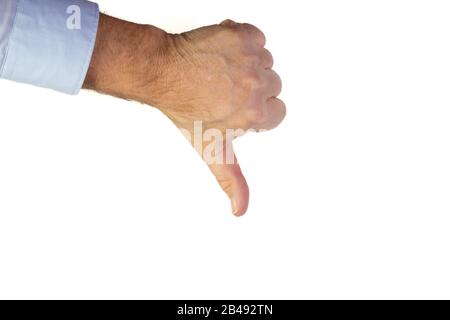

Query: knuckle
[275,99,287,121]
[220,19,236,27]
[220,27,240,41]
[274,73,283,92]
[262,48,274,67]
[242,23,266,45]
[277,99,287,115]
[266,71,282,95]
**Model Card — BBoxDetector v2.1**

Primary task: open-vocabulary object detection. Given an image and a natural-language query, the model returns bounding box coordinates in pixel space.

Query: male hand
[84,15,285,216]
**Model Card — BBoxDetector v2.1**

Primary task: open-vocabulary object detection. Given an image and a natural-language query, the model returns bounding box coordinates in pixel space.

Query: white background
[1,0,450,299]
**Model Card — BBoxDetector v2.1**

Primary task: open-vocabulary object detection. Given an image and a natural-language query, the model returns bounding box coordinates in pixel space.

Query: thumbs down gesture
[84,16,285,216]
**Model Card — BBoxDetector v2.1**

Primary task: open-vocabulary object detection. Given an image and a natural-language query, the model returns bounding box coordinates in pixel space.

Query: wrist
[83,13,169,103]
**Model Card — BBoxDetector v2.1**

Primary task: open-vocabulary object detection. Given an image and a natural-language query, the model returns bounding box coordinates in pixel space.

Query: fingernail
[231,198,239,215]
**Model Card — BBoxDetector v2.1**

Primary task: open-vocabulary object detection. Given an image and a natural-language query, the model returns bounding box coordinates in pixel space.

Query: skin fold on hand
[83,14,286,216]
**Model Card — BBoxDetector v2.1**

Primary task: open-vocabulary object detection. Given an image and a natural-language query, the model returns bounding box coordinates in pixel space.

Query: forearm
[83,13,168,104]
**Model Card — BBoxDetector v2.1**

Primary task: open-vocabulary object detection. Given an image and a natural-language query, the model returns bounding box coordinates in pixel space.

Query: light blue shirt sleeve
[0,0,99,95]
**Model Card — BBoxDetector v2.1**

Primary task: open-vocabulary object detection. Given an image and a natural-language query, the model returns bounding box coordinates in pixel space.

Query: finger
[207,144,249,216]
[253,98,286,131]
[260,48,274,69]
[220,19,237,27]
[264,69,282,98]
[240,23,266,47]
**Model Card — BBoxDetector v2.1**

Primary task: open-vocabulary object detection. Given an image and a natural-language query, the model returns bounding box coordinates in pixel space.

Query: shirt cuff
[0,0,99,95]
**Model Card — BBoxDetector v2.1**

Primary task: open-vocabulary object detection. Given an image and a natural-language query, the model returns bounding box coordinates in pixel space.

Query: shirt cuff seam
[72,4,100,95]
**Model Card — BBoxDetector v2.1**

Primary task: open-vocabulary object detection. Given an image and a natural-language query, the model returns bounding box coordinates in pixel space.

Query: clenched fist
[84,14,285,216]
